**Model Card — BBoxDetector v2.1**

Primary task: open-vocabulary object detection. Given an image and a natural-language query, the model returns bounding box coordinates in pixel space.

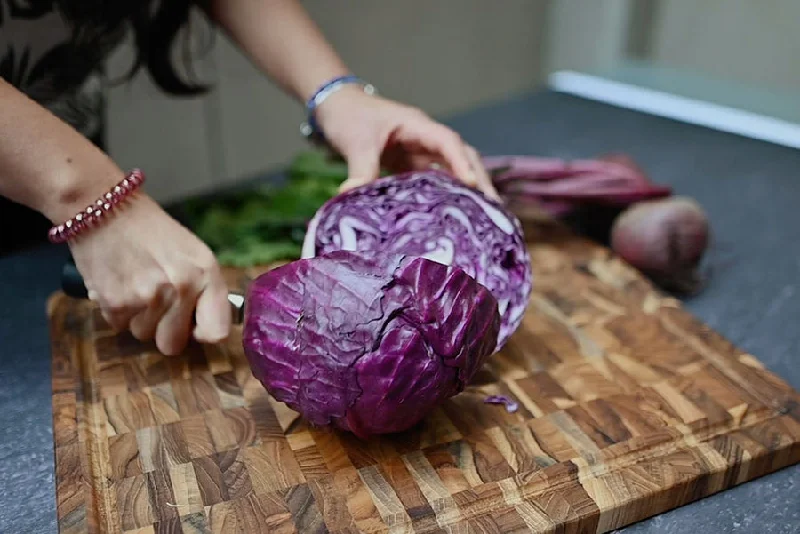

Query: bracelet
[48,169,146,244]
[300,75,377,143]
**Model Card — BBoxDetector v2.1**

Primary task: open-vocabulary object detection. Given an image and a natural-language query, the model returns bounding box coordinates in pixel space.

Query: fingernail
[194,323,229,343]
[461,169,477,186]
[484,186,501,201]
[340,179,368,192]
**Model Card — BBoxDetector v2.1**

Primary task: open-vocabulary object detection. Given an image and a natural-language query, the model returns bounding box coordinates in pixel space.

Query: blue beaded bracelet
[300,75,377,143]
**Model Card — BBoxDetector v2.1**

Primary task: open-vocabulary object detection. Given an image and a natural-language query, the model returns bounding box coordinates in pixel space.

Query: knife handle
[60,259,245,324]
[62,259,89,299]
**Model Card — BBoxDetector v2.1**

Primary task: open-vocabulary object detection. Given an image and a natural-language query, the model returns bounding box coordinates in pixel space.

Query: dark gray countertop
[2,90,798,533]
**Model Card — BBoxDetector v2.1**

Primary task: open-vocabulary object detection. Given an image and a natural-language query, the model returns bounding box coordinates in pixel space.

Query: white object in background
[548,70,800,150]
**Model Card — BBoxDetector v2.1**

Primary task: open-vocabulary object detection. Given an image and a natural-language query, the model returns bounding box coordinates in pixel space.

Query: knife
[60,258,247,325]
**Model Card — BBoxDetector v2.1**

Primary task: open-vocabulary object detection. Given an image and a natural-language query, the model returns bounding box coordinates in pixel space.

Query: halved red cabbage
[302,169,532,349]
[242,251,500,438]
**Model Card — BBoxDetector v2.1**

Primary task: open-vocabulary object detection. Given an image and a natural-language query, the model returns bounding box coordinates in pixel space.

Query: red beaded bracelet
[48,169,146,244]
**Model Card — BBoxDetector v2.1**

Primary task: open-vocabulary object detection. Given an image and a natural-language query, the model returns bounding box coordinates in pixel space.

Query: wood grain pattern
[49,218,800,533]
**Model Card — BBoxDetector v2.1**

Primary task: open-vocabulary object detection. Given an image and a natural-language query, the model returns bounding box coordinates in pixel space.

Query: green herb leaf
[184,149,348,267]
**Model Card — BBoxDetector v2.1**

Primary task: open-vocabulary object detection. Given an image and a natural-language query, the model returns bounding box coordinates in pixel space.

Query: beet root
[610,196,710,294]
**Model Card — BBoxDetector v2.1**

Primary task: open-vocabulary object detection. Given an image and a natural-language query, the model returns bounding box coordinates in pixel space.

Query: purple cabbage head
[242,251,500,438]
[302,169,532,349]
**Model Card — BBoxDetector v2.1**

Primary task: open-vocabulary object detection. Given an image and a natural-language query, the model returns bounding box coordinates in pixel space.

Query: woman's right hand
[0,80,231,354]
[69,193,232,355]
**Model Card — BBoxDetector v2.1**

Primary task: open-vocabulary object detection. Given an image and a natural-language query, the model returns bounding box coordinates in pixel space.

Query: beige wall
[651,0,800,91]
[542,0,632,73]
[105,1,550,203]
[545,0,800,92]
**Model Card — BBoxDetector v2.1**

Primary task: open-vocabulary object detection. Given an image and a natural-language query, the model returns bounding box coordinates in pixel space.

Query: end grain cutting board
[49,218,800,533]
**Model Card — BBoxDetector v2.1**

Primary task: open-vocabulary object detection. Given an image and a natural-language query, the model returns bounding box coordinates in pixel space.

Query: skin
[206,0,496,196]
[0,0,497,356]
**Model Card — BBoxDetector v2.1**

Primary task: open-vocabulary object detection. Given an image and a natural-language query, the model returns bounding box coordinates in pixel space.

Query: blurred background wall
[103,0,799,203]
[544,0,800,84]
[104,0,550,202]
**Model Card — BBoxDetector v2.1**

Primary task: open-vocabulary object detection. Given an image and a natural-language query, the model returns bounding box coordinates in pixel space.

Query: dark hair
[127,0,215,95]
[60,0,215,96]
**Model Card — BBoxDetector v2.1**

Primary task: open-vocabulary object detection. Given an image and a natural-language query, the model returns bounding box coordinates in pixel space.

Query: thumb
[193,266,231,343]
[339,148,381,192]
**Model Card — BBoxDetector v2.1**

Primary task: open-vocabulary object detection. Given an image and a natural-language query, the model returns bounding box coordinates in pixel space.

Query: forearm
[207,0,350,102]
[0,79,123,223]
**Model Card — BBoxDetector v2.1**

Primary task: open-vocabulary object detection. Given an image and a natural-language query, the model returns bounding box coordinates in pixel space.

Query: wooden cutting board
[49,218,800,534]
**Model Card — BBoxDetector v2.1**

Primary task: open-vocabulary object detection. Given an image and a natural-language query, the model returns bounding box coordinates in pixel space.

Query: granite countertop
[1,90,798,533]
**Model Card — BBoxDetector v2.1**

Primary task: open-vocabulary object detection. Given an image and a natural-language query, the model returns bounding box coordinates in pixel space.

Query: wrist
[301,76,377,143]
[314,84,372,126]
[43,160,148,244]
[296,67,352,104]
[42,157,126,224]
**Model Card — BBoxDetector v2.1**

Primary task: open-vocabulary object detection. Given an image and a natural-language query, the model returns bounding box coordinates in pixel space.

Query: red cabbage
[242,251,500,438]
[484,394,519,413]
[301,169,532,350]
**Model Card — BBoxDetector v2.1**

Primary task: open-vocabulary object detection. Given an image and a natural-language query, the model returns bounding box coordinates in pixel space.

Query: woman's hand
[0,80,230,356]
[69,193,231,356]
[315,86,498,199]
[208,0,494,195]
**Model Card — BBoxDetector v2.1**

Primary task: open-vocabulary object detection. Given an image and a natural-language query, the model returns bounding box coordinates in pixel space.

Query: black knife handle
[61,259,89,299]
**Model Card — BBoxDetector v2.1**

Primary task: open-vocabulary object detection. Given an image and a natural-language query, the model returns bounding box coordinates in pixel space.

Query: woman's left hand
[314,86,498,199]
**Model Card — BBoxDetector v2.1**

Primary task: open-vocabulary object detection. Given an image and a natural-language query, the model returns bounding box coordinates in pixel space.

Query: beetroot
[610,196,710,293]
[482,154,672,218]
[482,154,711,294]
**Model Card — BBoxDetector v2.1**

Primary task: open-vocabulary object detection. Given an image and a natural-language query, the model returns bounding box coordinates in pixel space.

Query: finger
[407,153,446,172]
[129,285,172,341]
[100,307,137,333]
[154,282,200,356]
[339,146,382,192]
[465,145,501,201]
[193,266,231,343]
[91,290,141,332]
[408,122,477,188]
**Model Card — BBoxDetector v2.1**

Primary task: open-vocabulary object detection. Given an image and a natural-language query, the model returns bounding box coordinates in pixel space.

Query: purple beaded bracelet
[48,169,146,244]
